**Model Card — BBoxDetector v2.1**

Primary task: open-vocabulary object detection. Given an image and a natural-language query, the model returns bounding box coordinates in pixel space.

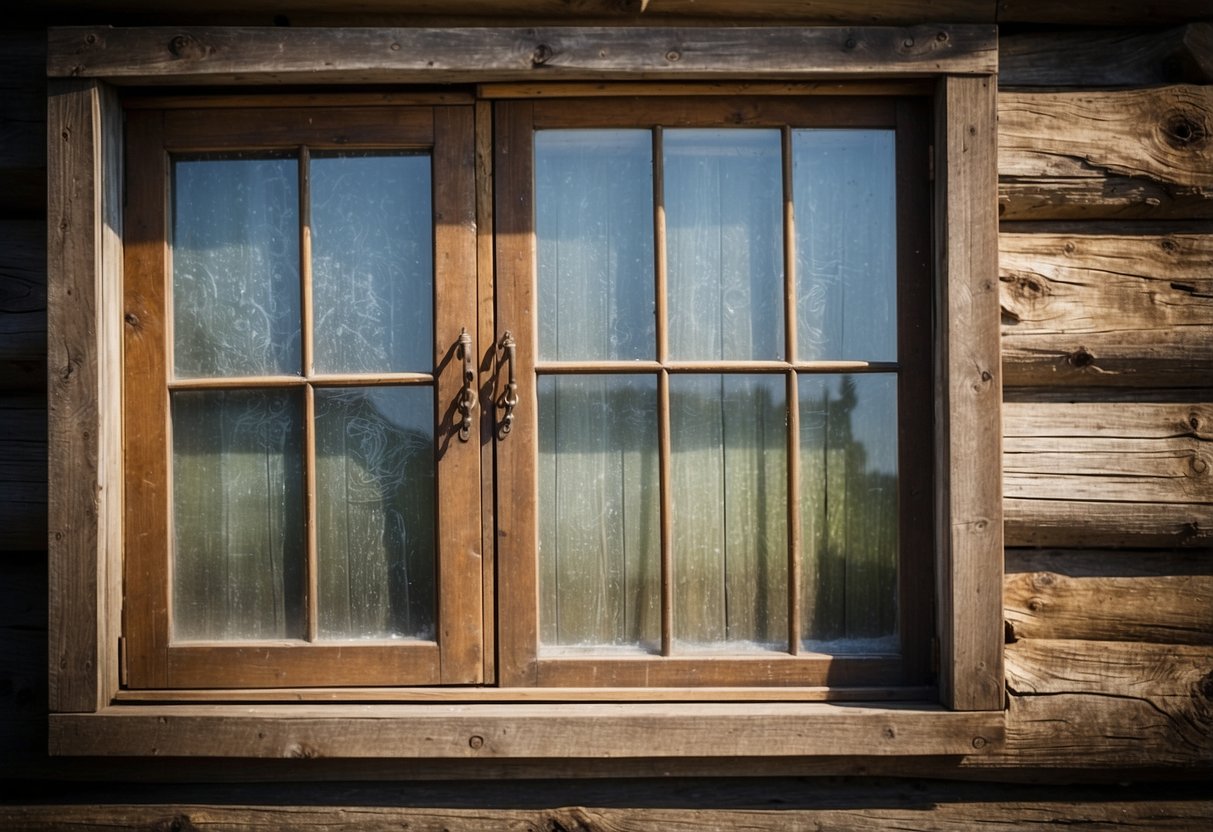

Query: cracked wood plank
[999,231,1213,387]
[1005,549,1213,644]
[999,86,1213,221]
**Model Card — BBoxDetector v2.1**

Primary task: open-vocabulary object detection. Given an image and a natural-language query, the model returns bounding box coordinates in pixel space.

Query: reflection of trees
[537,373,897,652]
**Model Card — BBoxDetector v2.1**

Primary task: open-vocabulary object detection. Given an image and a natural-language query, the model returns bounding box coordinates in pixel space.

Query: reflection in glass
[315,387,435,640]
[794,130,896,361]
[172,155,301,378]
[670,374,787,649]
[799,374,899,652]
[536,131,655,362]
[312,153,433,374]
[171,389,305,640]
[538,374,660,652]
[666,129,784,361]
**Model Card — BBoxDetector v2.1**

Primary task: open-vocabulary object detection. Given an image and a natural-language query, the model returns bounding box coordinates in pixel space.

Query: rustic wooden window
[496,97,935,691]
[48,25,1003,759]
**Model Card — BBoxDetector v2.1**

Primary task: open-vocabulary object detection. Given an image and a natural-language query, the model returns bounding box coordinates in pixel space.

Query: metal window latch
[497,331,518,439]
[457,328,477,442]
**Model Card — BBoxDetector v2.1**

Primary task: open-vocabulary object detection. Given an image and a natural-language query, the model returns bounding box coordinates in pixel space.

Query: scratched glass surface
[669,373,787,650]
[793,130,896,361]
[312,153,434,374]
[314,386,436,640]
[537,374,660,653]
[171,389,305,641]
[535,131,655,362]
[798,373,899,653]
[665,130,784,361]
[172,155,301,378]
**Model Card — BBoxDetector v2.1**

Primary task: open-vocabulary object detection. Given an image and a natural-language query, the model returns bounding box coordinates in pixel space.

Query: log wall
[1,8,1212,828]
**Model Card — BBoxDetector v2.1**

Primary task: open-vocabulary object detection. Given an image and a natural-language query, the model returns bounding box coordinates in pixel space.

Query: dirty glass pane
[171,389,305,641]
[538,374,660,653]
[666,129,784,361]
[312,153,433,374]
[794,130,896,361]
[670,373,787,650]
[536,130,655,362]
[172,154,300,378]
[314,386,436,641]
[799,374,899,653]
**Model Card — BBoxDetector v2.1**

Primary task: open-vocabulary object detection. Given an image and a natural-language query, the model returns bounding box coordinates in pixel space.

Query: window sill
[50,702,1004,758]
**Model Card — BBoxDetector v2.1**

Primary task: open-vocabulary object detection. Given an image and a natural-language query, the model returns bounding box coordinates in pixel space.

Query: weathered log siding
[1,10,1212,827]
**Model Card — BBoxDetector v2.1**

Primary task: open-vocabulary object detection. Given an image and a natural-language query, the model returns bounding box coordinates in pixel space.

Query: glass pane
[799,374,899,652]
[536,131,655,362]
[670,374,787,649]
[538,374,660,652]
[794,130,896,361]
[666,130,784,361]
[315,387,435,640]
[172,155,300,378]
[312,153,434,374]
[171,389,305,641]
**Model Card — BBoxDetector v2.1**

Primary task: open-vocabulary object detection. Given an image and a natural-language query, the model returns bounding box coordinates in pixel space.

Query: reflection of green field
[538,374,898,651]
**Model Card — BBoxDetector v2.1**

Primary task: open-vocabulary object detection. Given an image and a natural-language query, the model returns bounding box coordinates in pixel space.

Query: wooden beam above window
[48,26,997,86]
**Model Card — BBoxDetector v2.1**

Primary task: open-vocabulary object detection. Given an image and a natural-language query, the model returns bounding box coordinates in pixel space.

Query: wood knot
[1190,413,1203,432]
[1161,238,1179,253]
[286,743,320,758]
[1190,454,1209,476]
[168,34,208,61]
[1162,112,1208,149]
[1067,346,1095,368]
[531,43,554,66]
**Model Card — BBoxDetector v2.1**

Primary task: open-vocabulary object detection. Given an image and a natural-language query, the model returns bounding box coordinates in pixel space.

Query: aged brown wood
[1006,639,1213,698]
[1000,232,1213,387]
[1003,402,1212,505]
[47,26,998,85]
[479,81,934,98]
[1005,498,1213,549]
[475,99,497,684]
[999,23,1213,88]
[48,78,123,712]
[934,75,1003,712]
[998,87,1213,223]
[49,702,1002,758]
[1005,549,1213,644]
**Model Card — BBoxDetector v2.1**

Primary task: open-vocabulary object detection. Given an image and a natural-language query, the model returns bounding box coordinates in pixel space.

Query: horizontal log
[1005,498,1212,549]
[999,231,1213,387]
[6,795,1213,832]
[0,30,45,172]
[999,86,1213,221]
[0,221,46,392]
[1003,402,1211,504]
[981,639,1213,770]
[1004,549,1213,643]
[47,25,998,85]
[1000,23,1213,87]
[0,396,47,553]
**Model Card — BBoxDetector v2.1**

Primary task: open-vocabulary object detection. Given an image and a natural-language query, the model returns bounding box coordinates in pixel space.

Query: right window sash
[495,95,935,692]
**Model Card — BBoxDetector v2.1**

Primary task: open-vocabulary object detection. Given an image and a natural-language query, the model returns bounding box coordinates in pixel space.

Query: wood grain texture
[934,76,1003,711]
[1003,401,1212,505]
[1005,497,1213,549]
[1005,549,1213,644]
[49,702,1002,758]
[999,23,1213,88]
[0,221,45,393]
[0,396,46,552]
[47,26,997,85]
[998,87,1213,223]
[0,29,45,173]
[999,232,1213,387]
[997,0,1213,26]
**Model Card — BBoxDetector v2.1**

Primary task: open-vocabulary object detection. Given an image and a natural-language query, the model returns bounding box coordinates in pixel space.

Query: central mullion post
[653,126,674,657]
[299,145,319,643]
[782,126,802,656]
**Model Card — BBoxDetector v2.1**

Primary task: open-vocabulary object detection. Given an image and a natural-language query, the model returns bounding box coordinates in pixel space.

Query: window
[49,25,1003,758]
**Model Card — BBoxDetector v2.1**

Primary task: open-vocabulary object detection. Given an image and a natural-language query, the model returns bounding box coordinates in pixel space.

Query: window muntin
[497,96,934,691]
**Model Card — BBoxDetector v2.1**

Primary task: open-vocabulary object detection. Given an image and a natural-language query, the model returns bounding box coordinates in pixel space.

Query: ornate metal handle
[497,331,518,438]
[457,328,477,442]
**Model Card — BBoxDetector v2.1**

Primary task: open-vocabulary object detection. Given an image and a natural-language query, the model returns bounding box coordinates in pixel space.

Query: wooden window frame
[47,25,1004,759]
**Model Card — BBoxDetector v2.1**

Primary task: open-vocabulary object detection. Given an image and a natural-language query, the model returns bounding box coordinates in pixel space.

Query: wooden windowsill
[50,702,1004,758]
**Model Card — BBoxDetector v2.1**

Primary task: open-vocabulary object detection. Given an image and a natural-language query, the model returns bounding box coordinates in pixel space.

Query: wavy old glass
[311,153,433,374]
[314,387,436,641]
[172,155,301,378]
[535,131,655,362]
[171,390,306,641]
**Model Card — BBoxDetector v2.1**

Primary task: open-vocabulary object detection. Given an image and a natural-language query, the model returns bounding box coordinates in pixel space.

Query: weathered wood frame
[47,25,1002,758]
